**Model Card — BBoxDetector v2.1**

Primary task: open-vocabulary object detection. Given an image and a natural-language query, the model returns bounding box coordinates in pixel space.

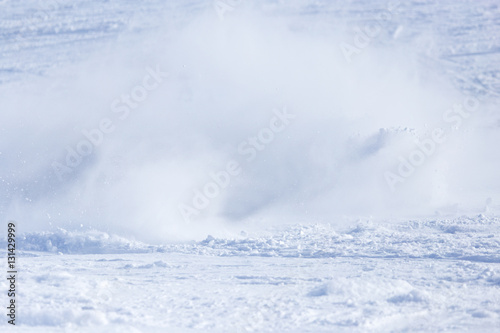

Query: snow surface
[1,0,500,331]
[3,215,500,332]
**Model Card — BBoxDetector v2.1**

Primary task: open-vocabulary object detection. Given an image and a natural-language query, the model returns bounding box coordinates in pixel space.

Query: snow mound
[11,215,500,260]
[16,228,159,254]
[168,215,500,262]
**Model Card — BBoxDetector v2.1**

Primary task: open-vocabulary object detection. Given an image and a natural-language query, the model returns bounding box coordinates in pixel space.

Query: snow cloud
[1,3,499,242]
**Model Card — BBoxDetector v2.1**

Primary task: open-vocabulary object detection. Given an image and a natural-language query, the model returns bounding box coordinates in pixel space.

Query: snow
[1,0,500,331]
[1,215,498,331]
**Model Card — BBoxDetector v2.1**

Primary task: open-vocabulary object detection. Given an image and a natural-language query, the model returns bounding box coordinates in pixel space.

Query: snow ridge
[14,215,500,264]
[14,228,157,254]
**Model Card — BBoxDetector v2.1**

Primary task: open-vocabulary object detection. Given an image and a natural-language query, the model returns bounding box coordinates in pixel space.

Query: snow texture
[1,0,500,331]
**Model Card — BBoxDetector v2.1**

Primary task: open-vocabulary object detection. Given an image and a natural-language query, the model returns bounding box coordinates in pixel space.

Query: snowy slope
[1,0,500,331]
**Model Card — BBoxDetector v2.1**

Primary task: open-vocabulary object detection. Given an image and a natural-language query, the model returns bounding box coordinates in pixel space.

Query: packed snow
[1,0,499,331]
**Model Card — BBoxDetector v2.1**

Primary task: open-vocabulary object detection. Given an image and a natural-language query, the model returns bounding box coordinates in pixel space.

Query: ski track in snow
[1,0,500,331]
[1,0,499,96]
